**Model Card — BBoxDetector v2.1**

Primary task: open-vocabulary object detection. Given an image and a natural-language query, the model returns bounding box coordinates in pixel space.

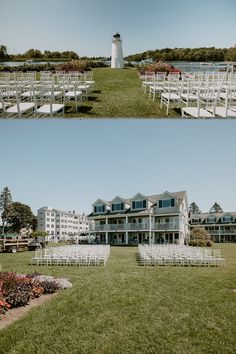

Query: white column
[105,232,108,245]
[149,214,152,244]
[125,216,128,244]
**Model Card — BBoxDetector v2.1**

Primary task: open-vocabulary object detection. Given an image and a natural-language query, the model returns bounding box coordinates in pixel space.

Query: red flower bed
[0,272,72,319]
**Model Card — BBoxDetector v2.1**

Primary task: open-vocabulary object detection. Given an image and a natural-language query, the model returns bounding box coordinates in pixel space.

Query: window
[222,216,233,223]
[206,216,216,223]
[112,203,124,211]
[94,205,105,213]
[192,218,201,224]
[159,199,175,208]
[132,200,146,209]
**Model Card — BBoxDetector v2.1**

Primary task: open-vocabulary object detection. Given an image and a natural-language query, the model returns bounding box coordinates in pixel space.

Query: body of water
[168,61,234,72]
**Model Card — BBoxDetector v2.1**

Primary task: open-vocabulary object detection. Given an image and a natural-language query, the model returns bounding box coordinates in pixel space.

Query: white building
[37,207,90,241]
[111,33,124,69]
[189,211,236,243]
[88,191,189,245]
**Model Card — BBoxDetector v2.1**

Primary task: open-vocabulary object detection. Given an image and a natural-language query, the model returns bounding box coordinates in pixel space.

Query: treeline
[126,47,236,62]
[0,46,80,61]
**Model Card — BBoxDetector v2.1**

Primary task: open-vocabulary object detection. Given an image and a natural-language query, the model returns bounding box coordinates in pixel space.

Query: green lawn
[65,68,180,118]
[0,244,236,354]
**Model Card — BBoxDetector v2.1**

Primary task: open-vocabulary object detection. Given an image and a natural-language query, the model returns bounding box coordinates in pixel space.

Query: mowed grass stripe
[66,68,179,118]
[0,244,236,354]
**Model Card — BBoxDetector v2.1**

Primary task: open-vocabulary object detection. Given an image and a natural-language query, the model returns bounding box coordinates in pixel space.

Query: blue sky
[0,120,236,215]
[0,0,236,57]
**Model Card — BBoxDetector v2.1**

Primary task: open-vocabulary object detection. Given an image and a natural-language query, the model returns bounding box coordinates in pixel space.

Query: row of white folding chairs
[146,73,236,104]
[31,245,110,266]
[157,83,236,116]
[149,77,235,99]
[0,90,65,118]
[139,252,225,266]
[142,71,233,92]
[0,71,94,85]
[0,80,92,97]
[141,71,234,86]
[181,87,236,118]
[139,245,225,266]
[0,81,92,107]
[0,85,87,117]
[31,253,109,266]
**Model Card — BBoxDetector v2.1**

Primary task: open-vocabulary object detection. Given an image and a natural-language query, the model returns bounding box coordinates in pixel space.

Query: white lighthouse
[111,33,124,69]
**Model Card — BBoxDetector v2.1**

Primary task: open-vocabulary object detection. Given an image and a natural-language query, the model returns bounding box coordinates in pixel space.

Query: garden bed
[0,272,72,329]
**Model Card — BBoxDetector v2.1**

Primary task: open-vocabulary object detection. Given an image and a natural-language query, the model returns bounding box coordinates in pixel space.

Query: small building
[88,191,189,245]
[37,207,90,242]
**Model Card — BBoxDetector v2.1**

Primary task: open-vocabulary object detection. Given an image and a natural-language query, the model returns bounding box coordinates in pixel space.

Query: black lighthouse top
[113,33,121,39]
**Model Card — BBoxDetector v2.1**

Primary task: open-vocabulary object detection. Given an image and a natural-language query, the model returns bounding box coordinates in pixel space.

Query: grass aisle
[66,68,179,118]
[0,245,236,353]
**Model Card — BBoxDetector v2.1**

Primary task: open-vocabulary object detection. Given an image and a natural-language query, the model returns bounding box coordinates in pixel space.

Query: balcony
[153,206,179,215]
[91,222,180,232]
[154,223,179,231]
[208,230,236,235]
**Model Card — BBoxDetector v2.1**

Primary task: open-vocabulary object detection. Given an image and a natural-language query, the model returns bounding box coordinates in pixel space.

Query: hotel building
[88,191,189,245]
[189,211,236,243]
[37,207,90,241]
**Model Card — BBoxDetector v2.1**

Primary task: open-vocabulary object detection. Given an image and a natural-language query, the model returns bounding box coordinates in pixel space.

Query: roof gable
[110,196,129,204]
[158,191,176,200]
[92,199,110,207]
[130,193,148,201]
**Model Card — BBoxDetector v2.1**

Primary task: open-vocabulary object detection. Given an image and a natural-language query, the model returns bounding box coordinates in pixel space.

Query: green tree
[30,231,48,238]
[190,227,212,246]
[0,187,12,234]
[0,45,9,60]
[24,48,43,59]
[7,202,35,232]
[209,203,223,213]
[225,47,236,61]
[189,202,201,214]
[62,51,79,59]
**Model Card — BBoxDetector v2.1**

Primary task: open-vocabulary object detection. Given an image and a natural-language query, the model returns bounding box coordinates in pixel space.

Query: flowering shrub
[33,275,72,290]
[139,61,181,75]
[0,272,72,318]
[0,292,11,318]
[56,59,92,72]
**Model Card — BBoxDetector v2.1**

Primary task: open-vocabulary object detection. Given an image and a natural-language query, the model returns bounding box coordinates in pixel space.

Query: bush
[189,227,213,247]
[0,295,11,317]
[56,59,92,72]
[206,240,213,247]
[139,61,181,75]
[6,282,32,307]
[0,272,72,314]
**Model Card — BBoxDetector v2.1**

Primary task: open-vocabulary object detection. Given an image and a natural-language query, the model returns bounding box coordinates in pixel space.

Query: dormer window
[222,216,233,223]
[206,216,216,223]
[192,218,201,224]
[94,205,105,213]
[159,198,175,208]
[112,203,124,212]
[132,200,146,209]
